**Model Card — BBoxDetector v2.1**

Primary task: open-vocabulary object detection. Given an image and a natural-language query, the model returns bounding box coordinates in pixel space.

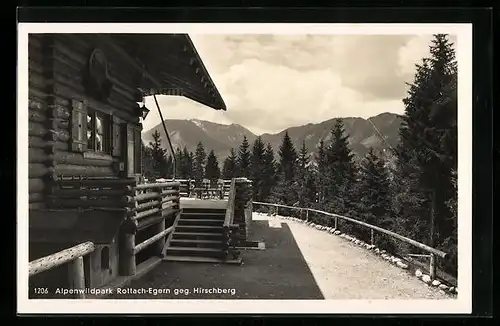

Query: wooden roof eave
[104,34,226,111]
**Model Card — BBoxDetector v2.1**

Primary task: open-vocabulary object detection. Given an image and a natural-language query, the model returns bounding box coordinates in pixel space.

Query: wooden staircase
[163,207,242,264]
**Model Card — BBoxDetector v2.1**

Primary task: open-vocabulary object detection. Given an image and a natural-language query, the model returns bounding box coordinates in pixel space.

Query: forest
[141,34,458,279]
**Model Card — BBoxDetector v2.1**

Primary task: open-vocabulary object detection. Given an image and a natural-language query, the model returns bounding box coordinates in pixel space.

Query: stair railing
[121,181,181,275]
[222,178,239,260]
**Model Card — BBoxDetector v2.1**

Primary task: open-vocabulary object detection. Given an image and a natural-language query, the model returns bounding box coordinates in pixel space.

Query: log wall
[28,34,144,209]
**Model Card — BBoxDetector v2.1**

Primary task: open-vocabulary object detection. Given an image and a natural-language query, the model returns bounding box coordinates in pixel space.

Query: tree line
[142,34,457,277]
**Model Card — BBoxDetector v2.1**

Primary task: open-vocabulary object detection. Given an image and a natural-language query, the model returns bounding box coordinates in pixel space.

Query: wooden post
[334,216,338,230]
[67,256,85,299]
[370,229,375,246]
[276,206,279,216]
[123,233,136,276]
[429,253,436,280]
[306,209,309,222]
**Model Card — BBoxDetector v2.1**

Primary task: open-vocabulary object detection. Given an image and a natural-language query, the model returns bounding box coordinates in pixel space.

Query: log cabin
[27,33,226,297]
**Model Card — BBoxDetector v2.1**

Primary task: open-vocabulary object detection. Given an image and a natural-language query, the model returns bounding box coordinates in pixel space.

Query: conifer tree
[222,148,237,179]
[278,131,298,182]
[149,129,168,179]
[193,141,206,186]
[315,139,328,204]
[237,136,251,178]
[394,34,457,275]
[356,149,393,245]
[174,147,184,178]
[324,119,357,215]
[296,140,312,207]
[142,142,155,180]
[261,143,277,201]
[205,150,221,182]
[251,136,266,201]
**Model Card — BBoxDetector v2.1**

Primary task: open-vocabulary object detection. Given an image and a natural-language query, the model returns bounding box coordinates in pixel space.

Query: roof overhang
[104,34,226,111]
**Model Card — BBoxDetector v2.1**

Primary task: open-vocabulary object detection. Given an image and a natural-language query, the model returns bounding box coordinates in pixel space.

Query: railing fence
[253,201,450,283]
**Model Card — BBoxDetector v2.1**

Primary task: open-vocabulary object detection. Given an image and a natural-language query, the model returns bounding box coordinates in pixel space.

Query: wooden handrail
[29,241,95,299]
[133,226,174,254]
[29,241,95,276]
[253,202,447,259]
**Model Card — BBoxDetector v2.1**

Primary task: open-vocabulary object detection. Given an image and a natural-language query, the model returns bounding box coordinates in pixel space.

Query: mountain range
[142,112,403,162]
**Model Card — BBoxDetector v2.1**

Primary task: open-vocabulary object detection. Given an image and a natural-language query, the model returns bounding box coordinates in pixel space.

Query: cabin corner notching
[27,33,226,297]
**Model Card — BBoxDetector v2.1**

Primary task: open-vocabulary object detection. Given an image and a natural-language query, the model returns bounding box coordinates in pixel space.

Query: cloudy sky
[142,34,456,135]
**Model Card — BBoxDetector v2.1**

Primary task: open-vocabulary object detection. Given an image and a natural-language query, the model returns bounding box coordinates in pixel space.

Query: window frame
[86,107,111,154]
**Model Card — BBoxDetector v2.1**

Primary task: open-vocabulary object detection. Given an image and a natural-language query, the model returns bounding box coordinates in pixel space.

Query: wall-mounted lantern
[139,104,150,120]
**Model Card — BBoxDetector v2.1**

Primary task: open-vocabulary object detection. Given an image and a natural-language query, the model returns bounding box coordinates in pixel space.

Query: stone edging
[263,213,458,297]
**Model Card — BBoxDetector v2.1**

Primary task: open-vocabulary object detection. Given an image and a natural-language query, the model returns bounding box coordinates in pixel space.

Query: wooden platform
[179,198,228,210]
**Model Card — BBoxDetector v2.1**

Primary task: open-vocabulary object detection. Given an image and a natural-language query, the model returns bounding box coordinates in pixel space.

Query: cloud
[142,34,457,135]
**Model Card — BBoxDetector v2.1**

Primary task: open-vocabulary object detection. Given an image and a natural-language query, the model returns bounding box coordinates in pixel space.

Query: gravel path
[109,213,451,300]
[273,215,450,299]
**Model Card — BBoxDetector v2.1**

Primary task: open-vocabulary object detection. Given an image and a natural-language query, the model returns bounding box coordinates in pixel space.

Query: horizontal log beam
[29,192,44,203]
[134,192,160,202]
[54,164,114,178]
[46,198,123,209]
[133,207,161,221]
[136,200,160,211]
[29,241,95,276]
[135,181,181,190]
[29,163,52,178]
[29,178,45,193]
[54,151,114,167]
[51,188,127,198]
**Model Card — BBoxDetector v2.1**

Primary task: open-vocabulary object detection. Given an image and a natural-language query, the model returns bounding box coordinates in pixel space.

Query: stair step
[178,219,224,225]
[167,246,220,252]
[182,212,225,216]
[173,232,223,238]
[170,239,221,244]
[175,225,223,232]
[163,255,242,264]
[179,219,224,222]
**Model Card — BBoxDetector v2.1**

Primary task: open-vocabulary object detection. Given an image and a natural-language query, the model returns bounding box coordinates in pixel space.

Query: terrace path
[109,212,451,300]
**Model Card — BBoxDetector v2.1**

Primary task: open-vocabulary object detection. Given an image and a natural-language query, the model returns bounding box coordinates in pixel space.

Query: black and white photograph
[17,22,472,314]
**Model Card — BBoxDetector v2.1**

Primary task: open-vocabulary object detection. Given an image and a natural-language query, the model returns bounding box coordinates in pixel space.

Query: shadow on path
[109,220,324,299]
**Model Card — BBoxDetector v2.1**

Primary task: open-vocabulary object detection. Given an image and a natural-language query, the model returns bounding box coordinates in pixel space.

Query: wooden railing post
[67,256,85,298]
[334,215,338,230]
[429,253,436,280]
[306,209,309,222]
[370,229,375,246]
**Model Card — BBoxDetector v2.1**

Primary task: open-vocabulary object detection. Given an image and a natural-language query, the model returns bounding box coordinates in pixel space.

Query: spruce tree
[278,131,298,182]
[142,142,155,180]
[222,148,237,179]
[251,136,266,201]
[237,136,251,178]
[315,139,328,204]
[174,147,184,178]
[149,129,168,179]
[261,143,277,201]
[193,141,206,186]
[394,34,457,275]
[205,150,221,182]
[296,140,311,207]
[324,119,357,215]
[356,149,393,245]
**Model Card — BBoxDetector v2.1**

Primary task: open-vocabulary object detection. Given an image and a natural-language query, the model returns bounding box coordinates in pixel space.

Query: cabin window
[86,109,110,153]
